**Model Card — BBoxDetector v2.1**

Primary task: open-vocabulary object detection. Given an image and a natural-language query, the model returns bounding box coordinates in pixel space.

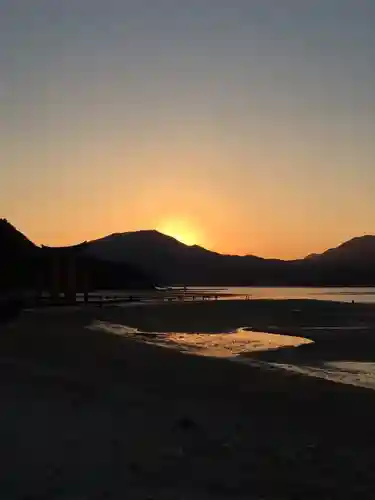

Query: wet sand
[93,299,375,387]
[2,300,375,498]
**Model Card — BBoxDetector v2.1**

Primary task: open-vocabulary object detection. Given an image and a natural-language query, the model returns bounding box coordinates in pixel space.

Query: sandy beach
[91,299,375,388]
[2,299,375,498]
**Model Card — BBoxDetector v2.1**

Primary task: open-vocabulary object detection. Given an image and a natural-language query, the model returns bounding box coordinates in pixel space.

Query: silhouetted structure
[40,243,89,303]
[0,220,153,299]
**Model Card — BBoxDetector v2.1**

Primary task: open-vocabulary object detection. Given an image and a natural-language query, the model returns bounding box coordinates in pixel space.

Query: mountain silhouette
[0,220,152,292]
[1,219,375,288]
[305,235,375,264]
[85,230,265,284]
[85,229,375,286]
[0,218,37,256]
[0,219,39,291]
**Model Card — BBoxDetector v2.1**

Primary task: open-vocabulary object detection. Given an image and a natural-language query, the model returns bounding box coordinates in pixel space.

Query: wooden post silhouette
[83,264,89,304]
[50,255,60,301]
[64,255,76,303]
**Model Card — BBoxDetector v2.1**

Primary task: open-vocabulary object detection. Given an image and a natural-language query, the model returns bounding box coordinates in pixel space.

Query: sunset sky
[1,1,374,259]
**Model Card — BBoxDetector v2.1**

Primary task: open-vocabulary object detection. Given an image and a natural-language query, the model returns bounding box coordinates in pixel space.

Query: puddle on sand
[87,320,375,390]
[87,320,312,357]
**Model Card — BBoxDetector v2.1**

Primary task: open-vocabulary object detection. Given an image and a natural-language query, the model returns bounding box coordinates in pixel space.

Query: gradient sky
[1,0,374,258]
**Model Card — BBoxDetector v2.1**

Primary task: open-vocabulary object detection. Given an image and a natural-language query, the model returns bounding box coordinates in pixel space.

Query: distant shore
[2,299,375,498]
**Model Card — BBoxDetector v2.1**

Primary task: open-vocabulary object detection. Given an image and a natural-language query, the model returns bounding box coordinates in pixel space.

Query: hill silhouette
[1,219,375,288]
[0,220,152,292]
[305,235,375,264]
[0,219,39,291]
[86,229,375,286]
[0,218,37,256]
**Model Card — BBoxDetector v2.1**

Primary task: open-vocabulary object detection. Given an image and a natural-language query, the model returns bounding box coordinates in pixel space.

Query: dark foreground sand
[2,300,375,499]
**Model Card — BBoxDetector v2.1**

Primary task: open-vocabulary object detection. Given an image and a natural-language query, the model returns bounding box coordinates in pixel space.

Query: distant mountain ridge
[85,229,375,286]
[0,219,152,291]
[0,219,38,291]
[306,235,375,263]
[1,219,375,287]
[0,218,37,256]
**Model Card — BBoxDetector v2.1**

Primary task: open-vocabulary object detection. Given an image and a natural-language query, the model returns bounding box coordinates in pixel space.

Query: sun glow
[157,218,200,246]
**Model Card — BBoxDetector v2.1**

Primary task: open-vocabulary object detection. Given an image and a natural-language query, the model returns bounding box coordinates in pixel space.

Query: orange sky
[1,2,375,259]
[3,125,373,259]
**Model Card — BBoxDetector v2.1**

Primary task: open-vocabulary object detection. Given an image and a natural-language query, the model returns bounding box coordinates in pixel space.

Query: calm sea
[191,287,375,304]
[81,286,375,305]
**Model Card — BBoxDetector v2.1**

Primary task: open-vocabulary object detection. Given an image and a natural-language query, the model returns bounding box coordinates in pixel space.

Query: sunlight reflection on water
[87,320,375,390]
[202,287,375,304]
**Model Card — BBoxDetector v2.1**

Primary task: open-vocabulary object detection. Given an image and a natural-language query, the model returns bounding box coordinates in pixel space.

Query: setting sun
[156,218,200,246]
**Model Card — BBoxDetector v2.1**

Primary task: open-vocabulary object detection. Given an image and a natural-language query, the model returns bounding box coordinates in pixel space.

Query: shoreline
[87,299,375,390]
[16,298,375,391]
[2,299,375,497]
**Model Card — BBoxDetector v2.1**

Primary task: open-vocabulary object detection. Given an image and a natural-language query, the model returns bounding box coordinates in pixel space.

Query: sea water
[190,286,375,304]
